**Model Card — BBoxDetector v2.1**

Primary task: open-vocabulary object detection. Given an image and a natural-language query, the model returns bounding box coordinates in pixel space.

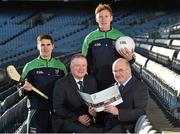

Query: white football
[115,36,135,52]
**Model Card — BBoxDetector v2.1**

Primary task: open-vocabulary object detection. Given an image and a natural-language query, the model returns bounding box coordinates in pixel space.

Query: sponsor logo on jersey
[55,69,59,76]
[94,43,101,47]
[36,70,44,74]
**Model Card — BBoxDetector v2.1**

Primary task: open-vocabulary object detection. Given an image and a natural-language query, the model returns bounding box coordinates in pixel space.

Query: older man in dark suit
[52,54,102,133]
[103,58,149,133]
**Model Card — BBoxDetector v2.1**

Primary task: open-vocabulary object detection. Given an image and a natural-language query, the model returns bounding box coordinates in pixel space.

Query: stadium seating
[134,37,180,121]
[0,91,22,115]
[15,119,27,133]
[126,115,157,133]
[1,3,180,133]
[0,97,28,133]
[0,86,17,102]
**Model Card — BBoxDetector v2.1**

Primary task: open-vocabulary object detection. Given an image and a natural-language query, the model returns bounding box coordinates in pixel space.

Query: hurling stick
[7,65,48,100]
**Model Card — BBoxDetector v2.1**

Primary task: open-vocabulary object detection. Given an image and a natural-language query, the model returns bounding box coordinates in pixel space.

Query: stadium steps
[147,91,174,132]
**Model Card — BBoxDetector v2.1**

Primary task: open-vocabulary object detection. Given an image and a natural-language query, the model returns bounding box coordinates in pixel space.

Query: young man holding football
[82,3,135,91]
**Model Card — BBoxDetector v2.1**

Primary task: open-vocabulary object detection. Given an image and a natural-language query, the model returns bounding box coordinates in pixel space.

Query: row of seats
[0,90,22,116]
[127,115,157,134]
[0,8,93,67]
[136,37,180,50]
[135,39,180,73]
[0,9,37,45]
[0,9,179,68]
[0,86,17,103]
[132,52,180,120]
[0,96,28,133]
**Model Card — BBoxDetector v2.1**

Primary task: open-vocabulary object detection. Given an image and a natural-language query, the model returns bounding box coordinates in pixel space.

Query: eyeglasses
[113,69,129,73]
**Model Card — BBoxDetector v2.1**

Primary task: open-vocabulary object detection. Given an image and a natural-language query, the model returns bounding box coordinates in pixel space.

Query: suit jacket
[52,73,98,132]
[105,76,149,132]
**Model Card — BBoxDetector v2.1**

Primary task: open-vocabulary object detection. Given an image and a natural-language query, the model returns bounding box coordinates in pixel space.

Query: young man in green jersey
[22,34,67,133]
[82,3,135,91]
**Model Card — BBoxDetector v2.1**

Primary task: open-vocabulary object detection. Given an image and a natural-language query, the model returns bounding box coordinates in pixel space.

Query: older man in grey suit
[52,54,102,133]
[103,58,149,133]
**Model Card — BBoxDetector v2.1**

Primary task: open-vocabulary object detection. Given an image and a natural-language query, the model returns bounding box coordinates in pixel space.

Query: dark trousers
[60,119,129,133]
[105,124,124,133]
[27,109,52,133]
[60,119,103,133]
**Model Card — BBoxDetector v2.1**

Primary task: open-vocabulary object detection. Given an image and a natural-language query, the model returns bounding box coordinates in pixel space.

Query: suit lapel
[121,77,136,95]
[68,74,79,91]
[68,74,84,103]
[83,75,91,93]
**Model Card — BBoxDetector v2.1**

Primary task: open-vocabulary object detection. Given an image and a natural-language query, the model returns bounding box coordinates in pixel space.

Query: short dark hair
[70,53,87,64]
[37,34,54,44]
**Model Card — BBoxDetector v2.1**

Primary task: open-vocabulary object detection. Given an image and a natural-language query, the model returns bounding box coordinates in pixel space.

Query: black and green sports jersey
[82,27,124,90]
[22,56,67,110]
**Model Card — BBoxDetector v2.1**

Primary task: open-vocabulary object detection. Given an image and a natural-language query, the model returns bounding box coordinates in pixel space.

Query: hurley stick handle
[7,65,48,100]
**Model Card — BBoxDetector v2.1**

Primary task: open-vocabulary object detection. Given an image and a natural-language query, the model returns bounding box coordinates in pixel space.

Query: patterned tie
[77,81,84,92]
[118,84,124,91]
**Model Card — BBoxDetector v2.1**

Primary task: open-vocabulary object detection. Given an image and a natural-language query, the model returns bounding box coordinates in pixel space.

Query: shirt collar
[118,76,132,87]
[73,76,84,83]
[97,26,112,32]
[38,56,52,62]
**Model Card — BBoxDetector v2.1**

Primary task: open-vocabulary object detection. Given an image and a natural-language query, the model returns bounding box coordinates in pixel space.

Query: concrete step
[147,95,173,132]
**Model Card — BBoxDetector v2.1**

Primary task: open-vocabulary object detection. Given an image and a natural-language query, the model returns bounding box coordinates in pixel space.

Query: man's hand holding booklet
[78,85,123,112]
